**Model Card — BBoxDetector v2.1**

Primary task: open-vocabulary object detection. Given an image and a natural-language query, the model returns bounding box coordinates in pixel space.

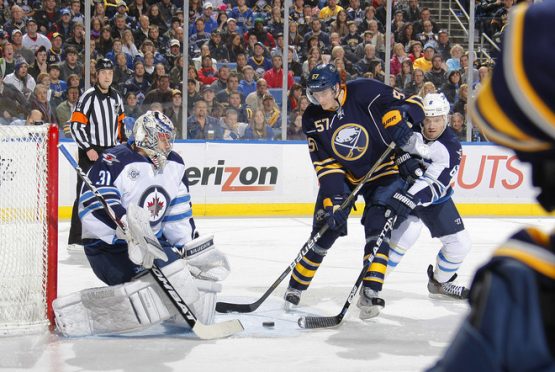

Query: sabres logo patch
[332,124,369,161]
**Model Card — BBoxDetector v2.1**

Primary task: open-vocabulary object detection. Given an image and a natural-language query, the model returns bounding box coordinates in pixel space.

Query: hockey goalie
[54,111,231,336]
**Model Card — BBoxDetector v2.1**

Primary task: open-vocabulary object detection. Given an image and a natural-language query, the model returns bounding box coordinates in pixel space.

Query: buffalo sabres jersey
[407,126,462,206]
[79,144,197,247]
[303,79,425,196]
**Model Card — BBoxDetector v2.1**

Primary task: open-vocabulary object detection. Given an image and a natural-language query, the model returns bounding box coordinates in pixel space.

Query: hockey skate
[357,287,385,319]
[283,287,302,311]
[427,265,470,300]
[67,244,84,253]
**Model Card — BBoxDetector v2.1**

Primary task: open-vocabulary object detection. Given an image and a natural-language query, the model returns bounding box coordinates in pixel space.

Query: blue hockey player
[284,63,426,319]
[428,2,555,370]
[53,111,231,336]
[386,93,471,300]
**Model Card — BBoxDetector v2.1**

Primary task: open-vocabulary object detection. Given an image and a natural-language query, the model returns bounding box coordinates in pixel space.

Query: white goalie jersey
[79,144,197,246]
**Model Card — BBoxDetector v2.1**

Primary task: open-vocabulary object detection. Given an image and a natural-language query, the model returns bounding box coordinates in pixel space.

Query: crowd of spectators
[0,0,510,141]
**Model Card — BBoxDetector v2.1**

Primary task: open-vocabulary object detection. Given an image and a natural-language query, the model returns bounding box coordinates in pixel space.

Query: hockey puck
[262,321,275,327]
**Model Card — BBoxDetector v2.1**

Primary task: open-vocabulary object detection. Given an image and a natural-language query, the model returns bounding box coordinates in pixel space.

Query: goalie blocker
[54,234,229,337]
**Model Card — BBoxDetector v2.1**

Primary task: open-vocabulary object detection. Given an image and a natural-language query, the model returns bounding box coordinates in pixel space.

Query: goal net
[0,125,58,335]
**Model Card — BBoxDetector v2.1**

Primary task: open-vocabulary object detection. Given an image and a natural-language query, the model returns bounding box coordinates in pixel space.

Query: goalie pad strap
[184,238,214,258]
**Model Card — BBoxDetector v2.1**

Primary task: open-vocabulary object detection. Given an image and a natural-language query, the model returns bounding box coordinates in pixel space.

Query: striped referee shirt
[70,85,126,149]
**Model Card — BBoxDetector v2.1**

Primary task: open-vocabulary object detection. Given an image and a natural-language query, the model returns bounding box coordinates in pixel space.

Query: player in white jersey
[53,111,230,336]
[387,93,471,299]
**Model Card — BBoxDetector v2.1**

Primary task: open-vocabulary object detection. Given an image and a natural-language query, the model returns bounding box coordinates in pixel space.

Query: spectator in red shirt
[263,54,294,89]
[197,55,218,85]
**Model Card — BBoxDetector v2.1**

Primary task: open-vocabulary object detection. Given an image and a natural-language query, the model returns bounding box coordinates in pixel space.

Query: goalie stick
[298,214,397,329]
[215,142,397,313]
[58,144,243,340]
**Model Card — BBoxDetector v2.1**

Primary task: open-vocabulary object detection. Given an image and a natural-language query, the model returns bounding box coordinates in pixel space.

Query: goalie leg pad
[53,259,222,336]
[53,284,169,337]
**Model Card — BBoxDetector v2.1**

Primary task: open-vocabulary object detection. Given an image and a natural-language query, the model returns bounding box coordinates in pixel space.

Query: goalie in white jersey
[386,93,471,300]
[54,111,231,336]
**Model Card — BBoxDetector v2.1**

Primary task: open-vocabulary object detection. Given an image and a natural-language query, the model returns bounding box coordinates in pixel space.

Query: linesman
[68,58,126,251]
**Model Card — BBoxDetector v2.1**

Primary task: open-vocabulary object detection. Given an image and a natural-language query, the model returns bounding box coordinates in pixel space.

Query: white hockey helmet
[422,93,449,140]
[133,110,175,170]
[423,93,450,117]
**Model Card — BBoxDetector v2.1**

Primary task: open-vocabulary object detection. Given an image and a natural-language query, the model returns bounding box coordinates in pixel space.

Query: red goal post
[0,124,58,335]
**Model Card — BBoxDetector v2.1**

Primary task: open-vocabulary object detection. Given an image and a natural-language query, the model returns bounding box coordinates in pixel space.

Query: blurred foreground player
[54,111,231,336]
[284,64,426,319]
[387,93,471,300]
[429,2,554,370]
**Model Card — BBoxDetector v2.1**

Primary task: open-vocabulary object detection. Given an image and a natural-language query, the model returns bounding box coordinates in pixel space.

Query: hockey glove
[182,235,230,281]
[323,195,351,231]
[395,149,423,181]
[120,204,168,269]
[382,109,413,148]
[387,191,419,222]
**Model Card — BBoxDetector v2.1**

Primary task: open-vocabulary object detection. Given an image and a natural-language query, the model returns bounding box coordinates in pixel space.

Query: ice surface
[0,217,552,372]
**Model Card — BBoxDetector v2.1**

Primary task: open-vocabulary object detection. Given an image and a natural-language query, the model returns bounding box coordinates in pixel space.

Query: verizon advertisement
[58,142,538,214]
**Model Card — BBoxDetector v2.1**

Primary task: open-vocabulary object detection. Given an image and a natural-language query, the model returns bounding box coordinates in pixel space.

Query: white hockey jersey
[79,144,197,246]
[406,127,462,207]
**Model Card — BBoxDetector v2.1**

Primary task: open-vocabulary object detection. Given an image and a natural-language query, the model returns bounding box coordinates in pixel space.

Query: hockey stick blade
[298,262,368,329]
[298,215,397,329]
[192,319,245,339]
[215,143,397,314]
[149,265,244,340]
[215,230,324,313]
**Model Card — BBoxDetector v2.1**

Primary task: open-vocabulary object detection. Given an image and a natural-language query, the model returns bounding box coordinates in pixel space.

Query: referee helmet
[96,58,114,72]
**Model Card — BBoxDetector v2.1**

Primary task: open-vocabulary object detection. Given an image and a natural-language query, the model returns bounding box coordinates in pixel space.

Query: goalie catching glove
[116,204,168,269]
[182,235,230,281]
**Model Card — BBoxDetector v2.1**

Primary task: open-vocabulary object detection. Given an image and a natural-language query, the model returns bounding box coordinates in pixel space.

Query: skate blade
[283,301,299,312]
[359,306,382,320]
[428,293,465,301]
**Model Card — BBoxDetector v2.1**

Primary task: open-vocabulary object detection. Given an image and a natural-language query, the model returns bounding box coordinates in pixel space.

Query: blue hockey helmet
[307,64,340,92]
[306,64,340,105]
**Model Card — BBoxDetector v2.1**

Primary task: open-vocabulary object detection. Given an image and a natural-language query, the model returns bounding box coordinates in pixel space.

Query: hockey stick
[58,144,243,339]
[298,213,397,329]
[215,142,397,313]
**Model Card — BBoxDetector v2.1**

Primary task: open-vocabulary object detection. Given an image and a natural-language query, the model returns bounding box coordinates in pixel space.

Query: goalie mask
[422,93,450,140]
[133,111,176,170]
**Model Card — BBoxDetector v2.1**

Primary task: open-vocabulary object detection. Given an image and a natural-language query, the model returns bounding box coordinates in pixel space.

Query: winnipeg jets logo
[147,197,165,218]
[138,186,170,225]
[102,153,120,166]
[332,124,369,161]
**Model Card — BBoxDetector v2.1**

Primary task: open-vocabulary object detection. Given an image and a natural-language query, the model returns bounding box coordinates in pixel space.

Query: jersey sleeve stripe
[79,199,120,219]
[312,158,337,166]
[314,163,343,172]
[162,209,193,222]
[169,195,191,206]
[406,96,425,111]
[317,169,345,179]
